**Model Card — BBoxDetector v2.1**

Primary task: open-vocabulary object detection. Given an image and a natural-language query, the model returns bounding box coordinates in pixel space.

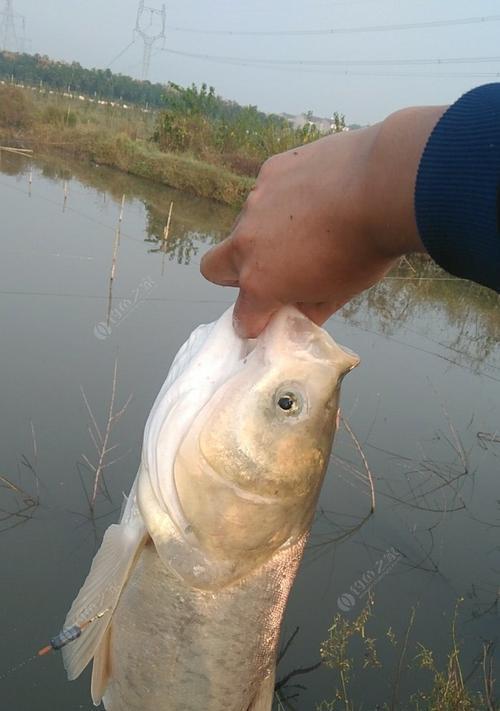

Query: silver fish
[63,305,358,710]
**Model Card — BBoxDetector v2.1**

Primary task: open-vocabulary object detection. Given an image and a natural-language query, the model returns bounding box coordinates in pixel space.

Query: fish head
[199,306,359,498]
[174,306,359,569]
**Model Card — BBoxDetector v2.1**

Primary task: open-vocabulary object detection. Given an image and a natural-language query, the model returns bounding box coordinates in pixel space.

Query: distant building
[280,112,358,133]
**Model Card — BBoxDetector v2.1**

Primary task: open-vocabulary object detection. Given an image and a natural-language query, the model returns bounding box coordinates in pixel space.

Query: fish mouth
[257,306,360,370]
[234,306,324,362]
[253,307,328,362]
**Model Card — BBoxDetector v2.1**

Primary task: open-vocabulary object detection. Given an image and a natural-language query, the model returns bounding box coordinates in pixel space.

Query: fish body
[104,534,305,711]
[63,306,359,710]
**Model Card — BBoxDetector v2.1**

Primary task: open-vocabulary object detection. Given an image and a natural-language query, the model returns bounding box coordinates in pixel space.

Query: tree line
[0,50,284,125]
[0,51,168,106]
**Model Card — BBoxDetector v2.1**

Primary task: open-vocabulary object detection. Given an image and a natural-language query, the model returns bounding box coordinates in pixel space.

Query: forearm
[362,106,447,258]
[415,84,500,293]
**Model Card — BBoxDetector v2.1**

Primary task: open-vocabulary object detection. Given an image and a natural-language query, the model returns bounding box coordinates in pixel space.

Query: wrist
[362,105,447,258]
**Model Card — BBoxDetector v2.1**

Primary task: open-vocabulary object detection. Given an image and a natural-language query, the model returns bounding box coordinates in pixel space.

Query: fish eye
[275,390,303,416]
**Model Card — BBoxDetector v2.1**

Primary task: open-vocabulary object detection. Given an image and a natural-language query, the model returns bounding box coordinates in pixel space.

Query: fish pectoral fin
[62,516,148,682]
[247,669,276,711]
[91,623,112,705]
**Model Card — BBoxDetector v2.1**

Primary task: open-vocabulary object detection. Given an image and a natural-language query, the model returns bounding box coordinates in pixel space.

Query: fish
[62,305,359,711]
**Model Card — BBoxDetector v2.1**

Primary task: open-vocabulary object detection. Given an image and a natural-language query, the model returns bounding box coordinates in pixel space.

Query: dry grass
[0,84,254,206]
[79,360,132,512]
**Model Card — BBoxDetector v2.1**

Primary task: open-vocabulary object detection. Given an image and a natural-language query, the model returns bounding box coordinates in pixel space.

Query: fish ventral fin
[247,669,276,711]
[62,511,147,683]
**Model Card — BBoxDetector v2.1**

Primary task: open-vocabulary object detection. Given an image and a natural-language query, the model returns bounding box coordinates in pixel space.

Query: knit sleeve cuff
[415,83,500,293]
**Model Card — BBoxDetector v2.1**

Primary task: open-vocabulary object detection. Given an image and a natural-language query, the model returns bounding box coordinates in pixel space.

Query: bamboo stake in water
[111,194,126,279]
[161,201,174,277]
[62,180,69,212]
[119,193,125,225]
[107,195,126,326]
[163,201,174,242]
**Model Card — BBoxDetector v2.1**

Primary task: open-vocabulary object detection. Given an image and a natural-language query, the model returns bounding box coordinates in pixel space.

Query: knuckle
[232,228,254,256]
[243,186,260,209]
[257,156,277,180]
[238,270,259,296]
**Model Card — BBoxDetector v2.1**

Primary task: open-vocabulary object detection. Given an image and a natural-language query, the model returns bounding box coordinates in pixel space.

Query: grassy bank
[57,127,254,206]
[0,84,254,206]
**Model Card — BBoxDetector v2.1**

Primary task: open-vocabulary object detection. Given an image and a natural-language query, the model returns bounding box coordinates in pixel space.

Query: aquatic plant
[317,599,498,710]
[318,595,381,711]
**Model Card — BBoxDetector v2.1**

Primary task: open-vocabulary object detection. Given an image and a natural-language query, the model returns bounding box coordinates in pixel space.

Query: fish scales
[104,536,306,711]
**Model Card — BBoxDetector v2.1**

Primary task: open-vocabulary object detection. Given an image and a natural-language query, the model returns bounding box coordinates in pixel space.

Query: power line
[157,47,500,79]
[106,39,137,69]
[246,66,500,80]
[119,45,500,81]
[162,47,500,69]
[160,52,500,80]
[172,0,424,11]
[166,13,500,37]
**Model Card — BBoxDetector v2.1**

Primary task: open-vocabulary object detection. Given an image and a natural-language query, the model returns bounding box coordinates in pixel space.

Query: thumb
[296,301,339,326]
[233,290,280,339]
[200,237,240,286]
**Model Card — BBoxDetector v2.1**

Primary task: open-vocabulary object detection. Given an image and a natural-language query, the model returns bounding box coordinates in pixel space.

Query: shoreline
[0,126,254,207]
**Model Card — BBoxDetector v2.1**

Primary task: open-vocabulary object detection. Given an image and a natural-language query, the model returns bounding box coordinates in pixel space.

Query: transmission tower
[134,1,166,81]
[0,0,26,53]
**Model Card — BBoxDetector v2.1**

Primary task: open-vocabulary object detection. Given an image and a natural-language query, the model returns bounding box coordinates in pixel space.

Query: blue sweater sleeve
[415,83,500,293]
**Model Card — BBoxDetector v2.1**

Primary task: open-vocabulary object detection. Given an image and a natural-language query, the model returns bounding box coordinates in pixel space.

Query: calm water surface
[0,153,499,710]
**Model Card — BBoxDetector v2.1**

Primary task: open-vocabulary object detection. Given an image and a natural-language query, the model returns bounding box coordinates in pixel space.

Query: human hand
[201,106,445,337]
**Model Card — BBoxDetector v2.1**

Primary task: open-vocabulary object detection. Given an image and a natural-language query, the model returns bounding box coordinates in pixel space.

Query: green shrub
[41,104,78,127]
[152,91,333,177]
[221,152,262,177]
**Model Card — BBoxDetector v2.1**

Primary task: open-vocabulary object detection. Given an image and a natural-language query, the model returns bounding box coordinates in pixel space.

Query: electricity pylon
[134,1,166,81]
[0,0,26,53]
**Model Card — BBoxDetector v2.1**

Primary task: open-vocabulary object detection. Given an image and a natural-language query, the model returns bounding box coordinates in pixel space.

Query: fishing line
[0,610,109,682]
[339,320,500,385]
[0,172,143,247]
[0,655,39,682]
[0,288,230,303]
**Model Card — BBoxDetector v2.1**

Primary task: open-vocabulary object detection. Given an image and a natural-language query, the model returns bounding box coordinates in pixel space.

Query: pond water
[0,152,499,711]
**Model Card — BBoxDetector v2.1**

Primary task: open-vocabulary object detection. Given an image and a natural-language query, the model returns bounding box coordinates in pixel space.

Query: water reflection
[35,152,236,248]
[0,424,40,534]
[341,257,500,372]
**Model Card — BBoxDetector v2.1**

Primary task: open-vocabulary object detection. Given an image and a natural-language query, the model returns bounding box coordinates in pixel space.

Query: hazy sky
[8,0,500,123]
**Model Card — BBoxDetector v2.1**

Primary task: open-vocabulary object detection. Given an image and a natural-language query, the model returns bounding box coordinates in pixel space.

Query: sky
[5,0,500,124]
